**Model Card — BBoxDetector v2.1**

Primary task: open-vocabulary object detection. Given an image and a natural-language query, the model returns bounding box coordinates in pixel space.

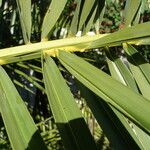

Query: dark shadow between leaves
[106,47,148,66]
[25,130,47,150]
[126,52,148,66]
[56,117,98,150]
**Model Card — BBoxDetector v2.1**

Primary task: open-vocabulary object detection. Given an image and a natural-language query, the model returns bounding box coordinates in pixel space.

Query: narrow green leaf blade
[124,44,150,83]
[123,44,150,100]
[68,0,81,36]
[106,50,139,92]
[94,2,106,34]
[16,0,31,43]
[124,0,141,27]
[58,51,150,133]
[0,0,2,7]
[78,0,96,30]
[42,56,97,150]
[84,5,98,33]
[128,63,150,100]
[0,66,47,150]
[82,0,105,34]
[41,0,67,39]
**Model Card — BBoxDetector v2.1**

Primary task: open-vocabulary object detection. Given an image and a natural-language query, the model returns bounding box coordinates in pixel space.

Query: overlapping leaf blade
[106,50,139,92]
[0,66,46,150]
[124,44,150,83]
[77,81,140,150]
[42,55,97,150]
[57,50,150,133]
[106,51,150,150]
[123,44,150,100]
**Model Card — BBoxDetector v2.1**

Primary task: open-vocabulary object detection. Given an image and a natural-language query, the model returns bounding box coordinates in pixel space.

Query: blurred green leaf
[0,0,2,7]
